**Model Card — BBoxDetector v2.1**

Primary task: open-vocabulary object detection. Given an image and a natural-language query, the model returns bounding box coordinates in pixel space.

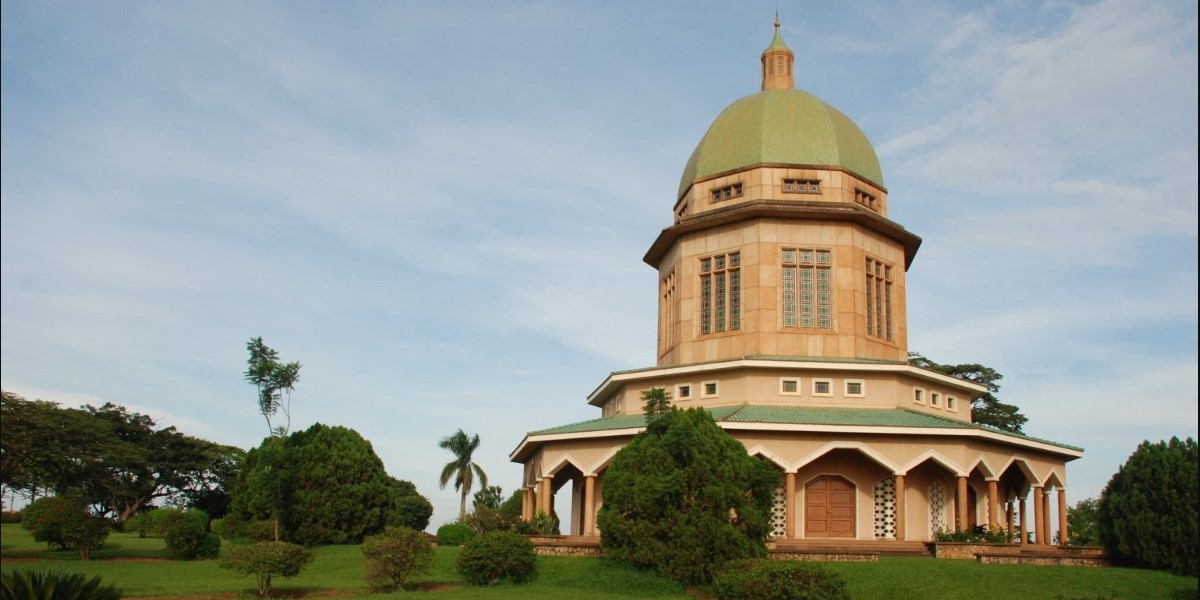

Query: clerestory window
[700,252,741,334]
[782,248,832,329]
[865,256,894,341]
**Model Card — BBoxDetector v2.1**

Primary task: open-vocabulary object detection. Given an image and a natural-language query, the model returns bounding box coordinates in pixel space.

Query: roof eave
[646,199,922,269]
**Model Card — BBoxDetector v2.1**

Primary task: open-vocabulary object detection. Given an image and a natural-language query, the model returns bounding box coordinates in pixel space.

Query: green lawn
[2,524,1196,599]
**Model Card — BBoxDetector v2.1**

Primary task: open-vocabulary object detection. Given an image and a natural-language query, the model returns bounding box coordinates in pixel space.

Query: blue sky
[3,1,1196,527]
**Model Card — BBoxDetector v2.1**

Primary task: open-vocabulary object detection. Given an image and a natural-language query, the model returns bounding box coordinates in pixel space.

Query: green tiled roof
[527,404,1082,452]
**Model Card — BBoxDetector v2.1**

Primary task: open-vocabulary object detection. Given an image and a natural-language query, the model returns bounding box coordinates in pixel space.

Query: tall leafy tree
[597,408,780,585]
[641,387,672,424]
[1,393,235,521]
[78,403,235,523]
[1,392,106,499]
[244,337,302,438]
[1098,437,1197,576]
[908,352,1028,432]
[438,430,489,522]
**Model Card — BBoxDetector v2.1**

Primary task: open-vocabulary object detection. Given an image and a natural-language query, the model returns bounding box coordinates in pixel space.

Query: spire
[761,15,795,91]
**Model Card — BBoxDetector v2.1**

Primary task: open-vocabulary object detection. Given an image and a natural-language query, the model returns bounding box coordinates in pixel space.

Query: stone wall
[768,551,879,562]
[528,535,604,558]
[930,542,1020,560]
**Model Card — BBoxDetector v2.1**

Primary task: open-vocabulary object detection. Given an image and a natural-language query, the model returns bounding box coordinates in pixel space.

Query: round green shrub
[361,526,435,591]
[456,530,536,586]
[164,511,221,560]
[21,496,79,549]
[219,541,315,597]
[712,559,850,600]
[436,522,475,546]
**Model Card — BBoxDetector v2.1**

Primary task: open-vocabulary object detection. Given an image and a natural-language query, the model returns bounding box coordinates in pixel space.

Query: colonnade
[518,472,1070,545]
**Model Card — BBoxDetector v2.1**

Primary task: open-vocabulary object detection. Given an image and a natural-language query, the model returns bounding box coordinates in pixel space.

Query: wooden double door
[804,476,855,538]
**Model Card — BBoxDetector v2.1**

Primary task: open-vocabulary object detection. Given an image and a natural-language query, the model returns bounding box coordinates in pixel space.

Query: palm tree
[438,429,489,522]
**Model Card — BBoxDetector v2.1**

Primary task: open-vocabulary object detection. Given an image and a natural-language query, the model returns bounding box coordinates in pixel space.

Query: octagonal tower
[646,18,920,367]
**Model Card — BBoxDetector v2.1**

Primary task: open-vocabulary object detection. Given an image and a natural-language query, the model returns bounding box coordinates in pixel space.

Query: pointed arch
[587,445,627,476]
[746,444,790,471]
[541,454,587,479]
[997,455,1042,485]
[1042,467,1066,490]
[900,449,966,477]
[795,441,899,474]
[967,455,999,479]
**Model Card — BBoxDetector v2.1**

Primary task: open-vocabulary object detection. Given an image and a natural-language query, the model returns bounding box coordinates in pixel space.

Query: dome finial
[761,16,795,90]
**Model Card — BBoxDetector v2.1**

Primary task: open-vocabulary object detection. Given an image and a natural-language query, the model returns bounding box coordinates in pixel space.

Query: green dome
[678,89,884,200]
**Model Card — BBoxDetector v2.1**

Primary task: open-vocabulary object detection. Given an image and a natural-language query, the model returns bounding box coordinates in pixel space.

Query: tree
[438,430,489,522]
[597,408,781,585]
[1098,437,1197,576]
[641,386,672,424]
[908,352,1028,432]
[78,403,234,523]
[1,392,112,501]
[229,424,426,545]
[244,337,301,438]
[1067,498,1100,546]
[472,485,504,512]
[386,477,434,532]
[1,393,237,522]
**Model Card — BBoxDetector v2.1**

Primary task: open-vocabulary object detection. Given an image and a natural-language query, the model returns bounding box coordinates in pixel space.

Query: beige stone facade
[510,20,1081,546]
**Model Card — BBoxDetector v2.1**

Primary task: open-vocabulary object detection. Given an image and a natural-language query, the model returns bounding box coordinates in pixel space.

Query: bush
[0,510,21,524]
[164,510,221,560]
[21,496,79,549]
[436,523,475,546]
[712,560,850,600]
[220,541,315,597]
[125,511,156,537]
[20,496,109,559]
[213,513,275,543]
[0,569,122,600]
[1099,436,1197,576]
[456,530,536,586]
[934,524,1008,543]
[1068,498,1101,546]
[60,515,110,560]
[361,526,435,591]
[465,507,509,534]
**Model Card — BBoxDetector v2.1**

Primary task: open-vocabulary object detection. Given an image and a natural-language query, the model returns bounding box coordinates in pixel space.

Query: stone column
[785,472,797,539]
[1032,486,1044,545]
[522,487,533,522]
[1057,488,1069,547]
[1006,501,1015,543]
[956,476,969,533]
[540,477,552,517]
[1042,487,1053,546]
[894,474,906,541]
[987,480,999,530]
[583,475,596,537]
[1018,497,1028,545]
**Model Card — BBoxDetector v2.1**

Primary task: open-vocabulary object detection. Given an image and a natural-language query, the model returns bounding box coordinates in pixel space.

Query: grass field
[2,524,1196,599]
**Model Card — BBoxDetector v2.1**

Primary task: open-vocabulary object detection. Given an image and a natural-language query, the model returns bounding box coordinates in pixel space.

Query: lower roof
[513,404,1083,460]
